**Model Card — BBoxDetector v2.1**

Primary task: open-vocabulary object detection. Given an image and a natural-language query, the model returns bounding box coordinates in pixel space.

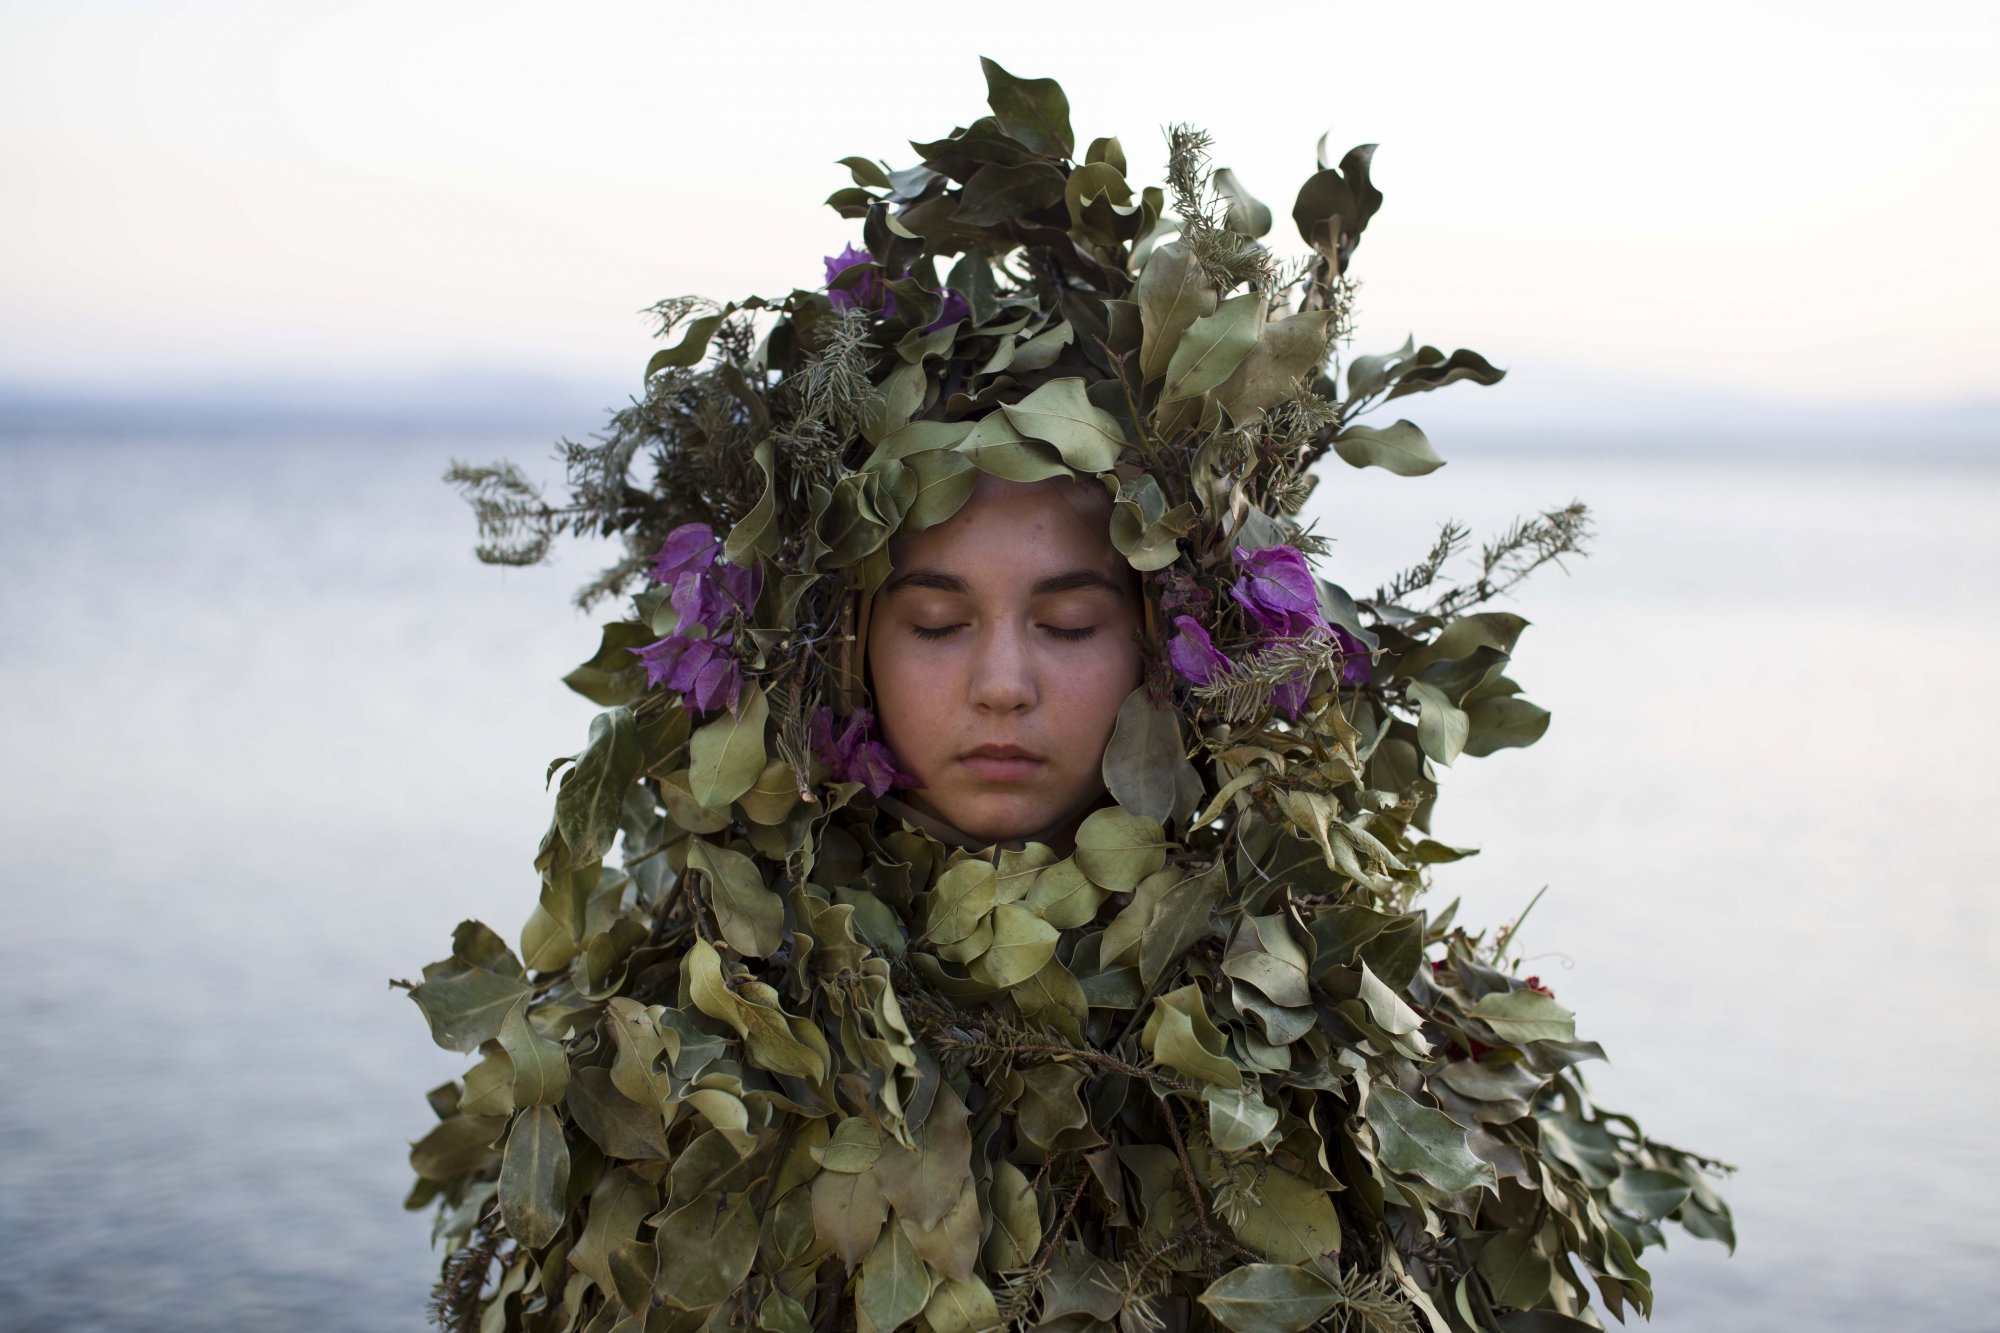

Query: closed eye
[1043,625,1098,642]
[909,623,965,641]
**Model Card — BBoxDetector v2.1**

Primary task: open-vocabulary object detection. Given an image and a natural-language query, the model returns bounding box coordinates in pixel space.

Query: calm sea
[0,434,1993,1330]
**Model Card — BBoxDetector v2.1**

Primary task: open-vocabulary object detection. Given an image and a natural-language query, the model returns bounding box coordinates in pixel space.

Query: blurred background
[1,1,1994,1329]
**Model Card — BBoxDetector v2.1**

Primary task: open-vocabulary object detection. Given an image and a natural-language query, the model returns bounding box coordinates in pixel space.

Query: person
[866,474,1143,850]
[407,59,1731,1333]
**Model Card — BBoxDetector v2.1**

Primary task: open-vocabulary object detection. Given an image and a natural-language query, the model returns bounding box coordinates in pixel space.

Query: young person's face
[868,475,1144,845]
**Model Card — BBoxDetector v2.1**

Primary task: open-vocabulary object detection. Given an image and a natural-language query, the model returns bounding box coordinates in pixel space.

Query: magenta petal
[1167,616,1231,686]
[649,522,718,585]
[1333,626,1373,684]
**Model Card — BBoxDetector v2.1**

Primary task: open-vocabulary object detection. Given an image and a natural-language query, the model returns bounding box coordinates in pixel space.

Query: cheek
[1048,639,1144,739]
[866,635,941,753]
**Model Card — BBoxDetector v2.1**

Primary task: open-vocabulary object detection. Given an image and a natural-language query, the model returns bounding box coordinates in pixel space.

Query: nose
[968,622,1037,713]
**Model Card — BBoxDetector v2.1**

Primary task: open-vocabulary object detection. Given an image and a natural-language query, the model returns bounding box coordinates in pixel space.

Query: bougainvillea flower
[1229,545,1326,638]
[1166,616,1231,686]
[669,559,763,635]
[1332,625,1373,685]
[811,706,920,798]
[630,631,743,715]
[649,522,718,585]
[1273,668,1313,720]
[920,288,970,333]
[823,244,897,316]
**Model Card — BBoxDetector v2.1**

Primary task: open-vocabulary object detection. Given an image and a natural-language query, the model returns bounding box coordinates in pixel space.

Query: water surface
[0,435,1992,1330]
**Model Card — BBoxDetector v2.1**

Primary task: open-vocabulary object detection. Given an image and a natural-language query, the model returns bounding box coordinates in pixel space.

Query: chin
[935,794,1064,845]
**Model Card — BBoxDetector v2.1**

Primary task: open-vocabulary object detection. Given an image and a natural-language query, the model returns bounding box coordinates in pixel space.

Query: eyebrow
[883,567,1126,597]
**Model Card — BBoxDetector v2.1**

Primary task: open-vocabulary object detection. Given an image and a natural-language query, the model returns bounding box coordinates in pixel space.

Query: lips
[957,743,1046,783]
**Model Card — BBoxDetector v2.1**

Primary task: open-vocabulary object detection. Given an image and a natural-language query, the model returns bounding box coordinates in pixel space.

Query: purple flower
[824,243,897,316]
[649,522,718,585]
[648,522,760,636]
[1332,625,1373,685]
[1230,545,1326,639]
[811,706,919,799]
[631,630,743,716]
[1166,616,1231,686]
[920,288,970,333]
[669,559,762,633]
[1272,670,1312,720]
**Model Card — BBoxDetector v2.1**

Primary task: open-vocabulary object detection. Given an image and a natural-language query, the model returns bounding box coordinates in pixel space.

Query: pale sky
[3,0,1996,418]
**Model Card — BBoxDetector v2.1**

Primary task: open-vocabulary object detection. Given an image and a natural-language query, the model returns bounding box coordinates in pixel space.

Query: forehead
[892,475,1122,575]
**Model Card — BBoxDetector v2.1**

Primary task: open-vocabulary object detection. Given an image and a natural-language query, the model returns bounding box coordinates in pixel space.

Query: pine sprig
[1164,124,1275,291]
[1428,501,1592,618]
[1374,520,1470,607]
[1191,636,1337,722]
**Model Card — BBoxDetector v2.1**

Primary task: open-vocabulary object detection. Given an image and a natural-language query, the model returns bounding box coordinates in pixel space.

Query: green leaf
[561,622,655,706]
[686,938,830,1082]
[498,996,567,1107]
[410,966,531,1053]
[1014,1062,1090,1150]
[1203,1084,1278,1153]
[654,1192,760,1311]
[861,362,929,445]
[1138,863,1222,989]
[979,56,1073,158]
[724,440,779,566]
[959,411,1074,484]
[1355,961,1432,1054]
[1366,1087,1496,1195]
[875,1081,973,1229]
[1108,475,1198,573]
[900,447,977,534]
[1407,680,1469,768]
[812,1166,888,1269]
[1332,420,1445,476]
[1135,242,1219,382]
[1073,807,1167,891]
[1024,858,1106,931]
[857,1220,932,1332]
[1141,984,1241,1087]
[1468,989,1577,1044]
[555,708,642,862]
[968,902,1059,987]
[1385,346,1507,401]
[409,1114,505,1182]
[1210,168,1273,239]
[922,1274,1001,1333]
[1001,377,1127,472]
[1610,1169,1694,1221]
[644,310,727,376]
[982,1159,1041,1270]
[1478,1231,1553,1309]
[839,155,892,189]
[688,683,768,809]
[498,1105,569,1250]
[1101,687,1202,822]
[687,838,784,958]
[565,1067,670,1160]
[1463,696,1552,757]
[1161,292,1262,403]
[1226,1167,1342,1262]
[1216,309,1334,421]
[955,160,1067,226]
[1346,335,1415,401]
[1197,1263,1338,1333]
[570,1168,657,1297]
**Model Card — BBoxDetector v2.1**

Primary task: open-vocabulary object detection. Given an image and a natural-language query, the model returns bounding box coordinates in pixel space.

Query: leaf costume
[404,58,1732,1333]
